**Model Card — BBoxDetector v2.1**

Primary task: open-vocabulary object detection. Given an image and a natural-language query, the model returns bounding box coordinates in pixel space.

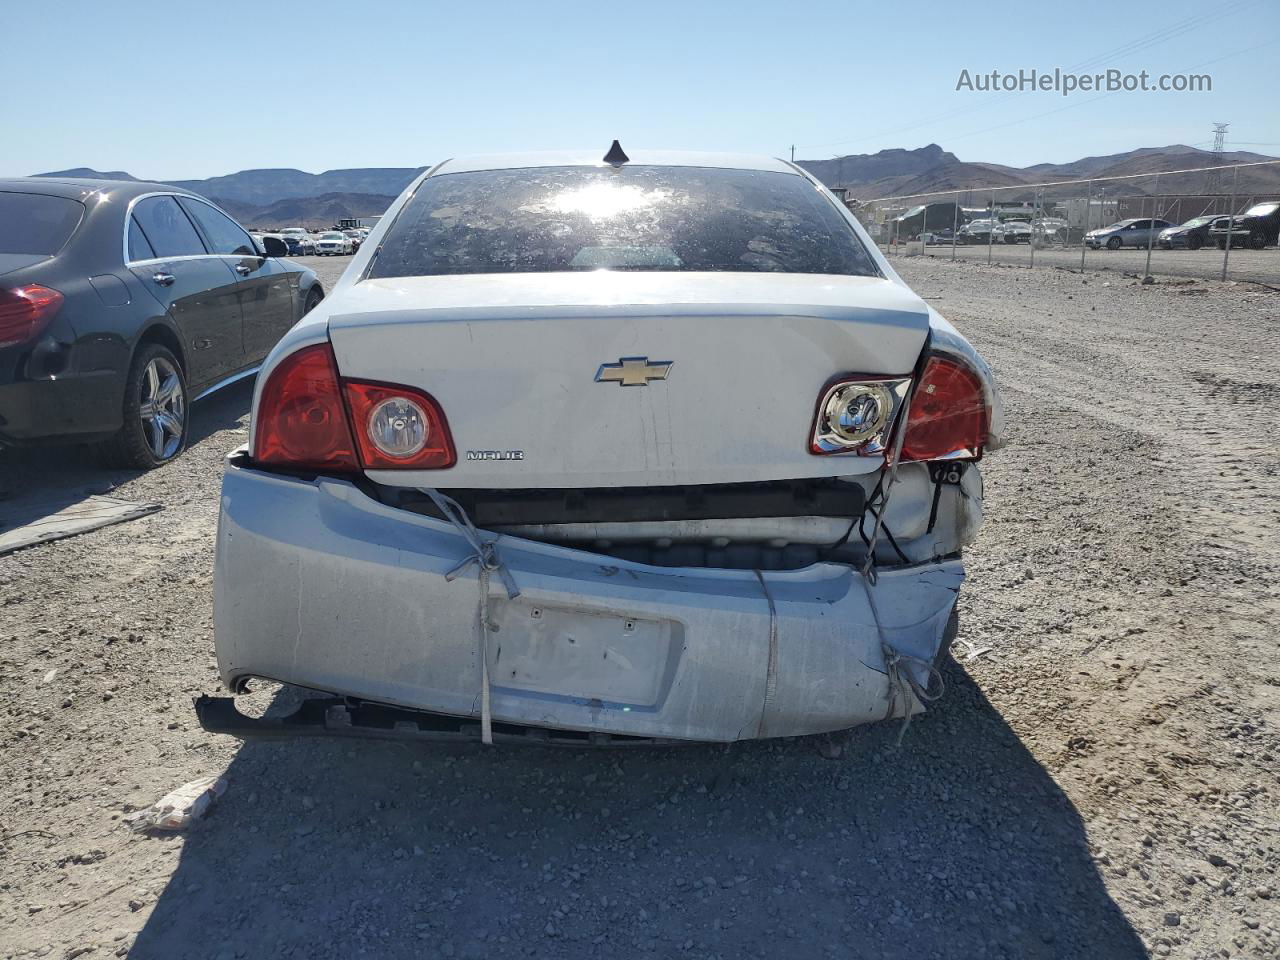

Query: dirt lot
[2,256,1277,960]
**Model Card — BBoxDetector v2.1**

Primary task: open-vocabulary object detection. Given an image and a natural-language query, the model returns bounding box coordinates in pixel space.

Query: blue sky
[5,0,1276,179]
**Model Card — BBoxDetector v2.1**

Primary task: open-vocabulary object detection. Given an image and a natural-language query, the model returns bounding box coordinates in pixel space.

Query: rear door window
[0,191,84,255]
[131,196,206,259]
[368,165,879,279]
[127,216,156,261]
[178,198,257,256]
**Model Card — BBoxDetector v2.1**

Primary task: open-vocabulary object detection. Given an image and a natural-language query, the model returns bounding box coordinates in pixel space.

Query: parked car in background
[1207,201,1280,250]
[343,229,364,252]
[994,220,1032,244]
[958,219,997,244]
[277,227,317,257]
[1031,218,1069,245]
[201,148,1005,748]
[315,231,353,256]
[1085,218,1173,250]
[287,234,318,256]
[0,178,323,468]
[1157,215,1220,250]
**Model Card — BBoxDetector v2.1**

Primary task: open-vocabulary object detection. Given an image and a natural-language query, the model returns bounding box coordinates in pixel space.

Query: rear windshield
[367,165,879,278]
[0,191,84,255]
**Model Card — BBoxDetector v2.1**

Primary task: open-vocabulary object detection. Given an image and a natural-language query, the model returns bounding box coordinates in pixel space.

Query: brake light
[252,342,456,472]
[343,381,455,469]
[252,343,359,472]
[0,284,63,348]
[899,354,989,462]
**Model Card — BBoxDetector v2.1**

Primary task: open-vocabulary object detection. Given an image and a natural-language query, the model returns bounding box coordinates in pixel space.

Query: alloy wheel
[138,356,185,461]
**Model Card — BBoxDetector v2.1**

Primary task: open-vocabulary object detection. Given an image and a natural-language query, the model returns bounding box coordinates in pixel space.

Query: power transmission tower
[1206,122,1229,195]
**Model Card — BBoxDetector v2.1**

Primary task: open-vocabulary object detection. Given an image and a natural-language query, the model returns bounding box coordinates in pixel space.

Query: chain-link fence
[848,160,1280,286]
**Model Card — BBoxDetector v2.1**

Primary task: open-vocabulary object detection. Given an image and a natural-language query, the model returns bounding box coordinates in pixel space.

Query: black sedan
[1157,215,1221,250]
[0,178,323,468]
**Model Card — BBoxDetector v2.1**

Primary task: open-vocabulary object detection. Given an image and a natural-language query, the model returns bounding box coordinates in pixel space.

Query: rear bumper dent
[213,458,963,742]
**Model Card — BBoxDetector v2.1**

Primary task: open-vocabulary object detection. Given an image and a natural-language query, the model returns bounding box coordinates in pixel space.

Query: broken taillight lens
[810,375,911,456]
[899,354,989,462]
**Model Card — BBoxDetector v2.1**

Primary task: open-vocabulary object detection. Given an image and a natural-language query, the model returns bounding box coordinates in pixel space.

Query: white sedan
[198,146,1005,746]
[314,231,353,255]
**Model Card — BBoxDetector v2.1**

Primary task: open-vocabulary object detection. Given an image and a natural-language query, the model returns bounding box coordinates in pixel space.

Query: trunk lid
[326,272,930,488]
[0,253,48,279]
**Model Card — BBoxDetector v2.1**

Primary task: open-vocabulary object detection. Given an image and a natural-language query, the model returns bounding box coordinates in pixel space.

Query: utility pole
[1205,122,1229,195]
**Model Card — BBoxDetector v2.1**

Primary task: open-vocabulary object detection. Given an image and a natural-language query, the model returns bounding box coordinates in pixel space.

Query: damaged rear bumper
[211,457,963,743]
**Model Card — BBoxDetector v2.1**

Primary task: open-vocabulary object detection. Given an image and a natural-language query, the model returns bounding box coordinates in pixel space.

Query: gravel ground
[1,256,1277,960]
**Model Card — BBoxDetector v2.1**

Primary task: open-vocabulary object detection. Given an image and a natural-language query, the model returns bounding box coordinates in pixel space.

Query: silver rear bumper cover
[213,457,963,742]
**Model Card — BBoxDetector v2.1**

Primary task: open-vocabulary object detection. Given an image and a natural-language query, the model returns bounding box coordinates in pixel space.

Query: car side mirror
[262,236,289,257]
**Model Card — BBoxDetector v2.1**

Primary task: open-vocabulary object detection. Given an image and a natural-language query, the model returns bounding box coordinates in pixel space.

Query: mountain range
[795,143,1280,201]
[34,143,1279,226]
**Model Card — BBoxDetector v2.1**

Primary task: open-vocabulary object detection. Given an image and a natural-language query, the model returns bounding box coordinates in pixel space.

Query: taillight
[343,381,455,469]
[252,342,455,472]
[0,285,63,349]
[252,343,359,472]
[810,375,911,456]
[899,354,989,462]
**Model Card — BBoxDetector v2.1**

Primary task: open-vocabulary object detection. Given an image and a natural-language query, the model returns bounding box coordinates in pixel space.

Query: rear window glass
[367,165,878,278]
[0,191,84,256]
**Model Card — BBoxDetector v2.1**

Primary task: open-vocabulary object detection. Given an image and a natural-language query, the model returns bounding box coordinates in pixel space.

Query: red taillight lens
[252,343,359,472]
[343,381,455,469]
[900,354,989,462]
[0,285,63,348]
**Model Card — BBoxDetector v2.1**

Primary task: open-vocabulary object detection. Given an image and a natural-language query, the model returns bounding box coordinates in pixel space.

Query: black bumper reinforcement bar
[194,695,685,748]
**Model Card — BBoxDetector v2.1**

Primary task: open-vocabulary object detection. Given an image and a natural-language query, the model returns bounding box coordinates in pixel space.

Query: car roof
[0,176,196,202]
[432,149,798,177]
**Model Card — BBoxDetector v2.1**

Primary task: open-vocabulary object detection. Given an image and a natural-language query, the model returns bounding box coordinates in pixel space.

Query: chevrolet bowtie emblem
[594,356,673,387]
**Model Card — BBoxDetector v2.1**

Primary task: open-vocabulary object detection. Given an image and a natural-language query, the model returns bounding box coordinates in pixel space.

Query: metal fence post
[951,192,960,261]
[1144,173,1159,279]
[1029,188,1039,270]
[1080,181,1092,271]
[1222,166,1238,281]
[988,190,995,265]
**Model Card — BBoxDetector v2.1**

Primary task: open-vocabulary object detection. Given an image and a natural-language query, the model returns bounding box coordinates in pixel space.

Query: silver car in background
[1085,217,1173,249]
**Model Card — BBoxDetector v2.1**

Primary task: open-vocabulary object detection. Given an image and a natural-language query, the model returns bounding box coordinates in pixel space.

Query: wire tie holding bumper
[880,643,945,747]
[861,381,914,585]
[855,380,947,743]
[419,489,520,745]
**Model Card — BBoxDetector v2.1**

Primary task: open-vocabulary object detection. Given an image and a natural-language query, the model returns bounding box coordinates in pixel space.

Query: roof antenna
[603,140,630,166]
